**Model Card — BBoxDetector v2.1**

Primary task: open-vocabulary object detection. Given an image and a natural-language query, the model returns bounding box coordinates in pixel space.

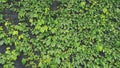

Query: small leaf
[54,20,58,24]
[13,31,18,35]
[45,8,50,14]
[0,59,5,64]
[103,8,108,13]
[38,19,44,25]
[33,13,38,17]
[22,58,26,65]
[5,22,10,26]
[80,2,85,7]
[29,18,33,23]
[0,26,3,30]
[116,41,120,47]
[0,40,4,46]
[1,0,7,3]
[0,14,3,19]
[6,47,10,50]
[55,58,60,64]
[18,35,24,40]
[116,8,120,13]
[38,62,42,67]
[51,28,57,33]
[40,26,48,33]
[96,45,103,51]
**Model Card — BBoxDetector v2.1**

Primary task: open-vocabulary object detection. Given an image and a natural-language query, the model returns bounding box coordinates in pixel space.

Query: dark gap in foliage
[82,27,91,32]
[0,64,3,68]
[25,17,30,26]
[115,25,120,31]
[93,55,97,59]
[0,44,7,54]
[7,0,21,5]
[51,11,61,20]
[103,30,110,34]
[2,8,19,25]
[51,14,57,20]
[0,22,8,33]
[0,44,15,54]
[69,53,75,63]
[84,59,89,64]
[50,1,61,11]
[60,58,62,62]
[26,60,38,68]
[109,18,118,22]
[113,59,119,67]
[14,52,26,68]
[34,50,41,56]
[68,9,81,14]
[79,63,84,68]
[32,17,38,22]
[10,45,15,51]
[62,46,72,53]
[80,40,85,45]
[99,51,105,57]
[93,38,97,44]
[85,0,93,6]
[28,30,36,38]
[24,17,36,38]
[85,0,89,4]
[32,46,41,56]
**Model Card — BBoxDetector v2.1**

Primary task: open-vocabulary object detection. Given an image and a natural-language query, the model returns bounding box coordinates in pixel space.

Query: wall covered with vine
[0,0,120,68]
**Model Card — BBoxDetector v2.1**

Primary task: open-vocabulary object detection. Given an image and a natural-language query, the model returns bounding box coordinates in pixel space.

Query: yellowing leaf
[13,31,18,35]
[103,8,108,14]
[5,22,9,26]
[38,19,44,25]
[29,18,33,23]
[40,26,48,33]
[96,45,103,51]
[38,62,42,67]
[45,8,50,14]
[0,26,3,30]
[18,35,24,40]
[6,47,10,50]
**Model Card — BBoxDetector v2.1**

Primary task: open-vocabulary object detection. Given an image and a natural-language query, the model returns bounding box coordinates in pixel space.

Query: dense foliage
[0,0,120,68]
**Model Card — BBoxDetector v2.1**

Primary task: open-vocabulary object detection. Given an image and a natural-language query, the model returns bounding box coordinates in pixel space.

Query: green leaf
[12,31,18,35]
[0,14,3,19]
[1,0,7,3]
[54,20,58,24]
[29,18,33,23]
[116,41,120,47]
[80,2,85,7]
[22,58,26,65]
[38,62,42,67]
[51,28,57,33]
[38,19,44,25]
[0,26,3,30]
[0,58,5,64]
[40,26,48,33]
[33,13,38,17]
[55,58,60,64]
[0,40,4,46]
[103,8,108,13]
[96,45,103,51]
[116,8,120,13]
